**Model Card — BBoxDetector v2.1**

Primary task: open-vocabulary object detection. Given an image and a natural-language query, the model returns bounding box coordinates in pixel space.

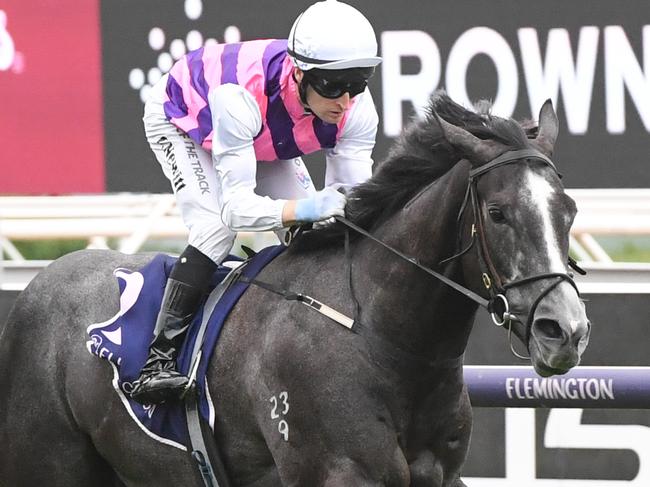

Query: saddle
[86,245,285,449]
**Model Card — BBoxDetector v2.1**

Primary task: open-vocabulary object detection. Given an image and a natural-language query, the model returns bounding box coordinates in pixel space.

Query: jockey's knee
[188,222,236,264]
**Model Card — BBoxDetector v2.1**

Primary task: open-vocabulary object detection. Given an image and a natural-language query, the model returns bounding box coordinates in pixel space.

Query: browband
[469,149,558,179]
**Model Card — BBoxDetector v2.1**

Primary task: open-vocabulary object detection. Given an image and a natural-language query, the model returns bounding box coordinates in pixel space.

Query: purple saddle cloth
[86,245,284,450]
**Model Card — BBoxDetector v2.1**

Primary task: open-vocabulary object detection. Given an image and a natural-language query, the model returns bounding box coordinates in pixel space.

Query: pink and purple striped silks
[163,39,354,161]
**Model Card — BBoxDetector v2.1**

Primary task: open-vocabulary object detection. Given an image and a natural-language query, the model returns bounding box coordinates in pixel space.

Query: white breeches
[143,103,316,264]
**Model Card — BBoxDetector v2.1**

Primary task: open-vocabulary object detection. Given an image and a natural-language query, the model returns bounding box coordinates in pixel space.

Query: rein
[335,216,489,309]
[241,261,464,370]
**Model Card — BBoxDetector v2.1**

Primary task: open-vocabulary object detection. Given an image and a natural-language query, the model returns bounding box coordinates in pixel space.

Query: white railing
[1,189,649,262]
[1,190,649,292]
[0,193,185,258]
[568,188,650,263]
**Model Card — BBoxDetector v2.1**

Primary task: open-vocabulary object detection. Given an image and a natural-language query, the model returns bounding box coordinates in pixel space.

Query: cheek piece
[293,72,312,113]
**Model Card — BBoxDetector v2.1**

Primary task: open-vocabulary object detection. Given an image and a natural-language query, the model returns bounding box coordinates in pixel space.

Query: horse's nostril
[533,318,564,340]
[574,321,591,346]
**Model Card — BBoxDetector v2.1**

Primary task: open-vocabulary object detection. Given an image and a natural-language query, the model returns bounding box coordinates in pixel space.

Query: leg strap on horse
[182,264,245,487]
[185,387,231,487]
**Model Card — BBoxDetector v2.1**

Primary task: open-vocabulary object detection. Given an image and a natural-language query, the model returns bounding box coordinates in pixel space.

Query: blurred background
[1,0,649,484]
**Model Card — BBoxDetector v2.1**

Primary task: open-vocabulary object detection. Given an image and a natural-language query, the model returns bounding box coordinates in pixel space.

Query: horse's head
[435,98,590,377]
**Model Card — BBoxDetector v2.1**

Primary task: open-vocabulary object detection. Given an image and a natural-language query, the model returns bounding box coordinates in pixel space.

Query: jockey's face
[306,85,351,124]
[294,69,352,125]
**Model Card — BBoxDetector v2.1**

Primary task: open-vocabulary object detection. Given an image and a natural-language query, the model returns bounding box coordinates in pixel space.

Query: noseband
[337,148,584,361]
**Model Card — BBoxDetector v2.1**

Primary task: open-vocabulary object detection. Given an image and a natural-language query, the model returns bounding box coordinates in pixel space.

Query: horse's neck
[353,160,478,365]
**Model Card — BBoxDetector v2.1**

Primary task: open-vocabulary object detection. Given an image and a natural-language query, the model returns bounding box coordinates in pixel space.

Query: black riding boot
[130,277,204,404]
[130,245,218,405]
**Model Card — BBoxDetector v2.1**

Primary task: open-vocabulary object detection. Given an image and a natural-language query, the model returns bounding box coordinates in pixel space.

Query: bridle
[337,148,584,360]
[455,148,584,357]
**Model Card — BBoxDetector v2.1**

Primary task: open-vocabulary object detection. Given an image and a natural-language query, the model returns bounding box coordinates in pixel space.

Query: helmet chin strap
[293,70,313,115]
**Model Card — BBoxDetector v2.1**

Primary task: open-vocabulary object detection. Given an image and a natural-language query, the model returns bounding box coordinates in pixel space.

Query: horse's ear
[536,99,559,156]
[433,111,501,165]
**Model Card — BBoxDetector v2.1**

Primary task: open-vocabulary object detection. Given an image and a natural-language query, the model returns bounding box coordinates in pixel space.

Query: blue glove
[294,187,347,223]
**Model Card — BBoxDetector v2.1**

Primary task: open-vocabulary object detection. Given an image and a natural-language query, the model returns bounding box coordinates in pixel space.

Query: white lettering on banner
[381,25,649,137]
[519,27,599,135]
[505,376,615,401]
[0,10,15,71]
[465,408,650,486]
[605,25,650,133]
[380,30,441,137]
[446,27,518,118]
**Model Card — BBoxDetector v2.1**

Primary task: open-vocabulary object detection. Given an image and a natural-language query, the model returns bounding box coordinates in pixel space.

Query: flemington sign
[462,366,650,484]
[504,374,614,402]
[464,366,650,408]
[464,297,650,485]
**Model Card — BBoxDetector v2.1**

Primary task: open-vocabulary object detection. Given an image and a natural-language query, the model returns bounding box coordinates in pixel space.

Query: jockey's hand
[294,187,346,223]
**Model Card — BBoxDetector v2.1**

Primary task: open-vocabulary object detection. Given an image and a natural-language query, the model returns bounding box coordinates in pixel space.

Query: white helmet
[287,0,382,71]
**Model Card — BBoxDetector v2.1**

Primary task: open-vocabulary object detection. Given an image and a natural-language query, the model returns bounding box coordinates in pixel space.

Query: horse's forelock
[429,93,530,151]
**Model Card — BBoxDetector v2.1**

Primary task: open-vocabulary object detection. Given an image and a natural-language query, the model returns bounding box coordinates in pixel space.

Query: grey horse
[0,94,590,486]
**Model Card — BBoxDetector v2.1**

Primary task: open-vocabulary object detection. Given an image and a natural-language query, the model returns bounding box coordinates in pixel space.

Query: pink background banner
[0,0,104,194]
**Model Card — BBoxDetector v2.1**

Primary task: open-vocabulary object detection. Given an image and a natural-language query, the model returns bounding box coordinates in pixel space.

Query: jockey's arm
[210,84,374,231]
[324,89,379,191]
[210,84,297,231]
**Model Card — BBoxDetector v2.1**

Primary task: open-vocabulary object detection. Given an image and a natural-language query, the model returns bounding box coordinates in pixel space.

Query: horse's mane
[288,91,534,253]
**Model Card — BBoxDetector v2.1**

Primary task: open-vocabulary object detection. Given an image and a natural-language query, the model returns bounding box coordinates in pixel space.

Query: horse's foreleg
[320,457,405,487]
[409,449,471,487]
[322,471,380,487]
[409,450,443,486]
[239,468,282,487]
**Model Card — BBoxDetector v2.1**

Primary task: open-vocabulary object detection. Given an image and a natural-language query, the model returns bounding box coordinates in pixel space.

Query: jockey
[130,0,381,404]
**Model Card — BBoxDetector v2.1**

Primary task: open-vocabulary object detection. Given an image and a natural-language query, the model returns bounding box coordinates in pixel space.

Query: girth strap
[183,264,245,487]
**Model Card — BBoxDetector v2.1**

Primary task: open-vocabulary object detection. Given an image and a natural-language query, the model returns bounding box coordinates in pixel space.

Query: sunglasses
[304,67,375,99]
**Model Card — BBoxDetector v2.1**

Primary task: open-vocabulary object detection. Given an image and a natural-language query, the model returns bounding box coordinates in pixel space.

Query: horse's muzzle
[529,315,591,376]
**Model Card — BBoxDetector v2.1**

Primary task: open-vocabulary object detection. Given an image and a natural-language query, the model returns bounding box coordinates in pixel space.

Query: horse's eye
[488,207,506,223]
